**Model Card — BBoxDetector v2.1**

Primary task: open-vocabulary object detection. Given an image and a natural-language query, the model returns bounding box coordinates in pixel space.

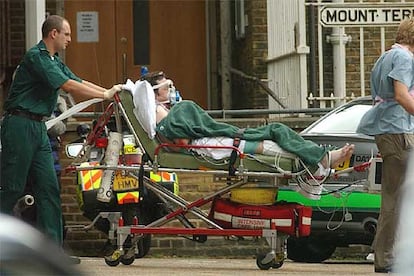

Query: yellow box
[230,187,278,205]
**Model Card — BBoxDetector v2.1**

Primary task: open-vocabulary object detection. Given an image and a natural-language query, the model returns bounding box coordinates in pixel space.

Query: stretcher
[70,89,370,270]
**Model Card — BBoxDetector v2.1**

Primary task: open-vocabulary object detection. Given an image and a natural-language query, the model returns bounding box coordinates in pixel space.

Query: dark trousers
[0,114,63,245]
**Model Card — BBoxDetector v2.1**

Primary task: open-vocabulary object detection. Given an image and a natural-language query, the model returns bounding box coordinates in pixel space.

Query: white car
[279,96,381,263]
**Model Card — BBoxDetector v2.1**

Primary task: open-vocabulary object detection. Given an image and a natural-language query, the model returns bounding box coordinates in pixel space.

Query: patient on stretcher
[130,71,354,174]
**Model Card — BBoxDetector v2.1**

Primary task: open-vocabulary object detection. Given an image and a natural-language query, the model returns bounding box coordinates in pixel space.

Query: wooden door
[64,0,207,107]
[147,0,207,107]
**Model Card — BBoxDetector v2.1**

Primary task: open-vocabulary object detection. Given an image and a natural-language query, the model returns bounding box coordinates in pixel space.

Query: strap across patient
[229,129,245,176]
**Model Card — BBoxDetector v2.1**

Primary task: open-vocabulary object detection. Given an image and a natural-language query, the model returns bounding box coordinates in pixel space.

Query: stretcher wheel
[271,260,283,269]
[256,254,274,270]
[104,257,120,267]
[271,252,284,269]
[120,255,135,265]
[135,234,152,258]
[104,249,122,267]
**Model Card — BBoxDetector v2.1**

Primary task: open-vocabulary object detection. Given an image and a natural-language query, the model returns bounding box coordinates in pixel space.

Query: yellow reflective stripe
[91,170,102,189]
[80,170,93,190]
[150,172,179,195]
[79,162,102,191]
[150,172,178,182]
[150,172,162,182]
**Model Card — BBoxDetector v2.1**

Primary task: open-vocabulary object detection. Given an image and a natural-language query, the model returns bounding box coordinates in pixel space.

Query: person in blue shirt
[357,18,414,274]
[0,15,122,246]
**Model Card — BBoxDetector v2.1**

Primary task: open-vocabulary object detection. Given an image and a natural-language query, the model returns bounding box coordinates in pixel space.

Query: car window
[306,104,372,134]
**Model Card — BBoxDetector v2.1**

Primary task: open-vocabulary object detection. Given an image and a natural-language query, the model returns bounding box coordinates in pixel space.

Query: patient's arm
[173,138,190,145]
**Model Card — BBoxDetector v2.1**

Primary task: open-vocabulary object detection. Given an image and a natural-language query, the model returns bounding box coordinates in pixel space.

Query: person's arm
[82,80,106,92]
[394,80,414,115]
[60,79,121,99]
[61,79,105,98]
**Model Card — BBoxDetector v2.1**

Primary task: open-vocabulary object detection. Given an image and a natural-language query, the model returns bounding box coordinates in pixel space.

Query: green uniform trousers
[0,114,63,245]
[373,133,414,270]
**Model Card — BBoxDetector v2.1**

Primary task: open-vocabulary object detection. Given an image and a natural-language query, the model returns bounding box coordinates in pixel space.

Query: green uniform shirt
[4,40,82,116]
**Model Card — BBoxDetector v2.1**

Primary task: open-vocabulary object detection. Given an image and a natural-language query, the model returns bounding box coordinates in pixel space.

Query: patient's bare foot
[321,144,355,169]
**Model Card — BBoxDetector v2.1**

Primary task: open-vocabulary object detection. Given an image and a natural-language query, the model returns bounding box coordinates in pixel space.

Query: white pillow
[129,80,156,139]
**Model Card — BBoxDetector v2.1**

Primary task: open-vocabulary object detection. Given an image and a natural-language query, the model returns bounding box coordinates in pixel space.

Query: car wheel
[287,235,337,263]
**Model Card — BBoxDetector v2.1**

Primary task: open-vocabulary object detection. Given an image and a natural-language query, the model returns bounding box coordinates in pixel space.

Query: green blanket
[156,100,328,165]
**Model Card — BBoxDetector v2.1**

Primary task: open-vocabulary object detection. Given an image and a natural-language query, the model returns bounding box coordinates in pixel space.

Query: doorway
[64,0,208,107]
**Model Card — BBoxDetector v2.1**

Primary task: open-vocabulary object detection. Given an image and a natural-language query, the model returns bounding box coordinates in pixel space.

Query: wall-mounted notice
[77,11,99,42]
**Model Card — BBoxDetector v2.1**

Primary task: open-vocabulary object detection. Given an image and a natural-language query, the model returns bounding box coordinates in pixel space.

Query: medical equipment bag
[209,197,312,237]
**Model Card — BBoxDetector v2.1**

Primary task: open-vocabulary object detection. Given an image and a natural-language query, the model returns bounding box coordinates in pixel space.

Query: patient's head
[141,71,166,87]
[141,71,172,103]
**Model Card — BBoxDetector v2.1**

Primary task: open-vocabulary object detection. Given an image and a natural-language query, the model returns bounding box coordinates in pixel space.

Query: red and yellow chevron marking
[116,191,139,205]
[150,171,177,182]
[78,162,102,191]
[150,171,179,195]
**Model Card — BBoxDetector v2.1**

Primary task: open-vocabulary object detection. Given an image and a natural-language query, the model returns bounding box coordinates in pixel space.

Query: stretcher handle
[308,161,372,181]
[331,161,372,179]
[154,143,245,158]
[85,102,114,145]
[351,161,372,172]
[114,92,121,103]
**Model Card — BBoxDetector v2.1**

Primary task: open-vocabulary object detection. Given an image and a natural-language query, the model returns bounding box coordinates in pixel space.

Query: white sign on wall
[77,11,99,42]
[320,4,414,27]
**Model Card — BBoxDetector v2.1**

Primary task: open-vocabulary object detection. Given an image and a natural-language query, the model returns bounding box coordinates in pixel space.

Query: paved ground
[75,257,394,276]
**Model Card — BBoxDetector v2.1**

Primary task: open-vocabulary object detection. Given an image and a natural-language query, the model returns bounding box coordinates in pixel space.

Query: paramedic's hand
[103,84,123,100]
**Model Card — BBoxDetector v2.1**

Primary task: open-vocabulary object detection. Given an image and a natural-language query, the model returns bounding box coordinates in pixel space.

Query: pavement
[74,257,395,276]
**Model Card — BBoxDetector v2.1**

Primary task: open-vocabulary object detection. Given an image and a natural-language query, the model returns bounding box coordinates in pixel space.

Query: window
[133,0,149,65]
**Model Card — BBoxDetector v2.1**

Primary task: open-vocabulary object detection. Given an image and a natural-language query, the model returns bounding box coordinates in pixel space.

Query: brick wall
[232,0,269,110]
[232,1,401,109]
[1,0,26,114]
[9,0,26,66]
[1,0,59,114]
[307,3,399,100]
[344,26,398,97]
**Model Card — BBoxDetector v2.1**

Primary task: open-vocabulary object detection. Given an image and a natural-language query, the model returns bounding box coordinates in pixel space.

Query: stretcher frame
[70,91,370,270]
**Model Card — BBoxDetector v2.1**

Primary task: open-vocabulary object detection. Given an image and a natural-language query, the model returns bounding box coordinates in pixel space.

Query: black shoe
[374,267,393,273]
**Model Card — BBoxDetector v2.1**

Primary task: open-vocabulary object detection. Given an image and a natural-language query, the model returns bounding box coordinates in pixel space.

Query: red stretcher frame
[68,92,372,270]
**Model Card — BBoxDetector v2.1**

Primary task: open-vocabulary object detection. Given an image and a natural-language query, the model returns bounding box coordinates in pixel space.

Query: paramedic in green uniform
[0,15,121,245]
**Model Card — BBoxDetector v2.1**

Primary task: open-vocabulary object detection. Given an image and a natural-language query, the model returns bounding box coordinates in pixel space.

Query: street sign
[320,4,414,27]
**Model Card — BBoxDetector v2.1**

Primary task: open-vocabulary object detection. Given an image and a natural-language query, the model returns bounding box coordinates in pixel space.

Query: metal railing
[70,107,333,121]
[306,0,411,107]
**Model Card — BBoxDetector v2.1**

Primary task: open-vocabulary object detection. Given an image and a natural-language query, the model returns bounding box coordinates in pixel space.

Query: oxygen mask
[167,84,182,105]
[153,79,182,106]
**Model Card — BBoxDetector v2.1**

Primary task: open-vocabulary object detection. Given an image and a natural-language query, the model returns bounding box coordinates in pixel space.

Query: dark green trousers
[0,114,63,245]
